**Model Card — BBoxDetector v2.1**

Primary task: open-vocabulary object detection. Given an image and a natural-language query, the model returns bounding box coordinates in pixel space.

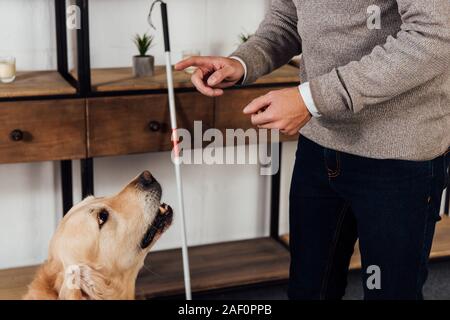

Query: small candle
[0,57,16,83]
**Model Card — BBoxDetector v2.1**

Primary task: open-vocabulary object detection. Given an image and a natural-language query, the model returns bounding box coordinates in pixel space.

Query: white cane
[149,0,192,300]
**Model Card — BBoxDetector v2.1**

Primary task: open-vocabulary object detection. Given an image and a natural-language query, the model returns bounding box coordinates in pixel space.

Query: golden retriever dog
[24,171,173,300]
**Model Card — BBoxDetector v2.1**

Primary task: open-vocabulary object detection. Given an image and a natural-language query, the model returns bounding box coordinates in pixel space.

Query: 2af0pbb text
[223,305,271,316]
[178,304,272,317]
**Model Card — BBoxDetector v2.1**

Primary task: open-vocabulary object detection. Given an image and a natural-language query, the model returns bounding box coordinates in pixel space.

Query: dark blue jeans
[288,136,449,300]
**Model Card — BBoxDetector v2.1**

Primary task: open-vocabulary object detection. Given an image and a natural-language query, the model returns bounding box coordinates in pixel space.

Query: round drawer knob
[148,121,162,132]
[10,129,24,142]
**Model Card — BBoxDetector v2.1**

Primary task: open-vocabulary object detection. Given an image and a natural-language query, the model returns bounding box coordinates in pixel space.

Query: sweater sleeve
[230,0,302,84]
[309,0,450,117]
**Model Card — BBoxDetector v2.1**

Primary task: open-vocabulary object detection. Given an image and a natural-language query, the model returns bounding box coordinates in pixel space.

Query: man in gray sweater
[176,0,450,299]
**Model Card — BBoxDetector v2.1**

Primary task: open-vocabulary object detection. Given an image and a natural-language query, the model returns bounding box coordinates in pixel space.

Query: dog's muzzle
[140,203,173,249]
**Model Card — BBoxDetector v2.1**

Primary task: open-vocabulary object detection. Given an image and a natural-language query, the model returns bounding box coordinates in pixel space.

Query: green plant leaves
[134,33,154,56]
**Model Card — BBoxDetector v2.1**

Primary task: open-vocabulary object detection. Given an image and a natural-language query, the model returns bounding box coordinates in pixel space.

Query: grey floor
[197,260,450,300]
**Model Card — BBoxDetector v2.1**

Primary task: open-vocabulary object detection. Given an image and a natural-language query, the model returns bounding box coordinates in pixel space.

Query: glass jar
[0,56,16,83]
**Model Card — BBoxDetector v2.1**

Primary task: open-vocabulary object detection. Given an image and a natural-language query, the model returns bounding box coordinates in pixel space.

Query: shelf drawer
[0,99,86,164]
[87,93,214,157]
[216,88,299,143]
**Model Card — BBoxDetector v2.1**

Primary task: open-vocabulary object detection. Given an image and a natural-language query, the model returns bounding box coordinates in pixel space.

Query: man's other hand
[243,88,312,136]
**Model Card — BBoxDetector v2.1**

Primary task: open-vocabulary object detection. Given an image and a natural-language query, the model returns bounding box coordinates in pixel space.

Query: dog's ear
[58,264,115,300]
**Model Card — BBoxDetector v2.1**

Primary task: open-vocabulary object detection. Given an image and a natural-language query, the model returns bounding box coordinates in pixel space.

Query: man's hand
[243,88,312,136]
[175,56,245,97]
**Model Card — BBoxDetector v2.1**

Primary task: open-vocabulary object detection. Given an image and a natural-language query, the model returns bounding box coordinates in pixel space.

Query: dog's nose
[138,170,156,189]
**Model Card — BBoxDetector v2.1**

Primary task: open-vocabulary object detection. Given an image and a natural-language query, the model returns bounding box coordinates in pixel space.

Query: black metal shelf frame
[60,0,92,214]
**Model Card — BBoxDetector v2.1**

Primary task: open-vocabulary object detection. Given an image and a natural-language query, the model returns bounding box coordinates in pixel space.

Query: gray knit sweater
[232,0,450,161]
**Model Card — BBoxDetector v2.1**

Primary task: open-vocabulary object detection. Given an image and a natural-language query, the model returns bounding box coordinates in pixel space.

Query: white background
[0,0,297,269]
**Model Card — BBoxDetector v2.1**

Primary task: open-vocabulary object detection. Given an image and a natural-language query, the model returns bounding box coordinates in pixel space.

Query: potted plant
[238,32,254,44]
[132,33,155,77]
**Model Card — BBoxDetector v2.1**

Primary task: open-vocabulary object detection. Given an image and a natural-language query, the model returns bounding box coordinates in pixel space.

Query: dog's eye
[98,210,109,228]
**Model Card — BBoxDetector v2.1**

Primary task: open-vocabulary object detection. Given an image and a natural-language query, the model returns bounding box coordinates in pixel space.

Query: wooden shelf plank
[429,216,450,258]
[0,238,290,300]
[0,265,36,300]
[281,215,450,270]
[136,237,290,299]
[0,71,76,99]
[90,65,300,93]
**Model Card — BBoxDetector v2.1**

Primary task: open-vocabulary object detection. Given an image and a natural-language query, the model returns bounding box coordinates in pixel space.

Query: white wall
[0,0,270,70]
[88,0,270,68]
[0,0,56,69]
[0,0,298,270]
